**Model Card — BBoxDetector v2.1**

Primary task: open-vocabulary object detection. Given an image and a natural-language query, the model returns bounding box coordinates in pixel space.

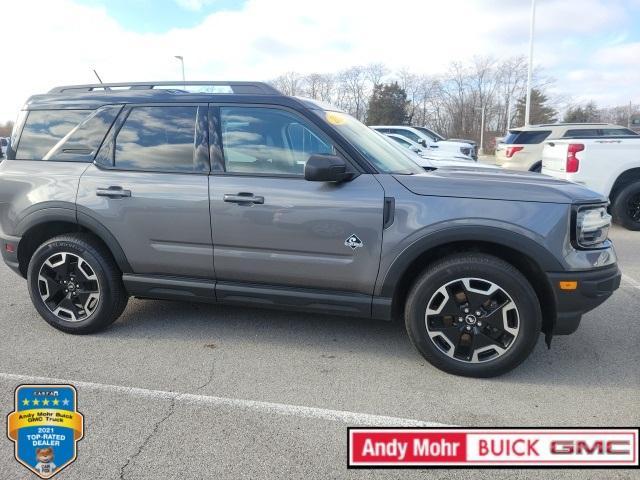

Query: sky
[1,0,639,122]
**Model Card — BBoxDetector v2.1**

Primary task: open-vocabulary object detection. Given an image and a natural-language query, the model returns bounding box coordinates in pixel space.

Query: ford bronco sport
[0,81,621,377]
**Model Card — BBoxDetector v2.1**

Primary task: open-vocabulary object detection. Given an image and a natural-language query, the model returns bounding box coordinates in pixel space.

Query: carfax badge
[7,384,84,478]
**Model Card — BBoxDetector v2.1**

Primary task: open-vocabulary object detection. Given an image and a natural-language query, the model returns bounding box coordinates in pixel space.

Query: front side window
[390,136,411,147]
[391,128,422,143]
[220,107,335,175]
[15,110,90,159]
[413,126,442,141]
[114,106,199,172]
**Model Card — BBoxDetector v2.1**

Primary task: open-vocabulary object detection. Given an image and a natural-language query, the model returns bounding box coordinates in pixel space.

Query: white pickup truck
[542,136,640,230]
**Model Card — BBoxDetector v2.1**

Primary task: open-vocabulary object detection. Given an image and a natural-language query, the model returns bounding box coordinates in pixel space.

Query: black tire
[404,253,541,378]
[27,233,128,334]
[611,182,640,231]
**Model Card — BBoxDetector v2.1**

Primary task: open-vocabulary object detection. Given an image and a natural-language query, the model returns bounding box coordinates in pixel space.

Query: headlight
[575,206,611,248]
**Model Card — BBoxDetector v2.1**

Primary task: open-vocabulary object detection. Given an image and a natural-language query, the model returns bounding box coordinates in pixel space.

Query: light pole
[479,105,486,156]
[524,0,536,126]
[174,56,185,85]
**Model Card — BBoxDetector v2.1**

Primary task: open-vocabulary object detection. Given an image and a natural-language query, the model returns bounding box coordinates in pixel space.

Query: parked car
[542,135,640,230]
[380,132,497,171]
[384,133,474,161]
[496,123,638,172]
[410,125,478,160]
[370,125,476,160]
[0,81,620,377]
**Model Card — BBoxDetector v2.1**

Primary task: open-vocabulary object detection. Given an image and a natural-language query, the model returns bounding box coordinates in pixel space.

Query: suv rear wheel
[27,233,128,334]
[405,253,541,377]
[611,182,640,231]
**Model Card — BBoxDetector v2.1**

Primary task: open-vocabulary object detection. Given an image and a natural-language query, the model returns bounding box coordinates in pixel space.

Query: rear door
[209,104,384,296]
[77,104,214,278]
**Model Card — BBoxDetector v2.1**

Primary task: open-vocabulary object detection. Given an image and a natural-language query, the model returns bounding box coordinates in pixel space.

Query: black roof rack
[48,81,280,95]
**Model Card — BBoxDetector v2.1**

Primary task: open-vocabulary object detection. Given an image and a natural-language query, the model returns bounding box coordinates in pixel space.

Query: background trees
[269,56,547,151]
[366,82,409,125]
[269,56,637,152]
[514,89,558,126]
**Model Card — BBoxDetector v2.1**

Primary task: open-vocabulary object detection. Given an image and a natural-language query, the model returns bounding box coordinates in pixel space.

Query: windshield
[316,110,423,174]
[414,126,444,141]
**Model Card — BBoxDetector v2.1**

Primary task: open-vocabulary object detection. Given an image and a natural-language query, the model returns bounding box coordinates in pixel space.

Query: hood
[431,140,471,149]
[447,138,477,146]
[393,168,606,204]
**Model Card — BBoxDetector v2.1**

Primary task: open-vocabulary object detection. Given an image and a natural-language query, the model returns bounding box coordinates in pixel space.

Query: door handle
[96,186,131,198]
[223,193,264,205]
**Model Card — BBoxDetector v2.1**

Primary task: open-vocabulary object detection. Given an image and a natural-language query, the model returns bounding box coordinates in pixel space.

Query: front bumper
[0,232,22,276]
[547,264,621,335]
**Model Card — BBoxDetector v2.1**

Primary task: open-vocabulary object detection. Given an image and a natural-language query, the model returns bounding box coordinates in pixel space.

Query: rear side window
[15,110,89,159]
[114,106,201,172]
[503,130,551,144]
[563,129,600,138]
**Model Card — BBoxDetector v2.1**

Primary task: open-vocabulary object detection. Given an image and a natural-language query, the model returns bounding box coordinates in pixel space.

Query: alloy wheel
[425,277,520,363]
[37,252,101,322]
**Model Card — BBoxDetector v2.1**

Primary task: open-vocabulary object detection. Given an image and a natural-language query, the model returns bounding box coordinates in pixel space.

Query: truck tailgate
[541,141,567,173]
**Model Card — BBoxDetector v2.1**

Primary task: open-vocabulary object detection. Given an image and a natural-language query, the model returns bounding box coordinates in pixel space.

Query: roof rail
[48,81,281,95]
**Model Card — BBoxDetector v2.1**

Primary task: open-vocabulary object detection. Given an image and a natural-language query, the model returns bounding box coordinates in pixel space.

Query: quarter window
[220,107,336,175]
[114,106,199,172]
[504,130,551,144]
[15,110,89,160]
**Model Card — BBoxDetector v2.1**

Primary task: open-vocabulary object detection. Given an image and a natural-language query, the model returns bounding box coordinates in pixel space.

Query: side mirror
[305,154,352,182]
[419,139,428,147]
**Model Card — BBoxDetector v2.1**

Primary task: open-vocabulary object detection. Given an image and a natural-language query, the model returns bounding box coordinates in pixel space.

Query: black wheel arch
[378,226,559,336]
[609,168,640,205]
[15,208,132,277]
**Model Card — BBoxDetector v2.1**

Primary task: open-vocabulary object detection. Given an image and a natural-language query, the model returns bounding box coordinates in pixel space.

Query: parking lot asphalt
[0,225,638,479]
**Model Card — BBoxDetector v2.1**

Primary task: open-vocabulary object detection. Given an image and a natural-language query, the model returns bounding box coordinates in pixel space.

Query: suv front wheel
[27,233,128,334]
[405,253,541,377]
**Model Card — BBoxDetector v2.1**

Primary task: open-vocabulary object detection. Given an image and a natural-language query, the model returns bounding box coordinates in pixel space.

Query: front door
[77,104,213,278]
[209,105,384,295]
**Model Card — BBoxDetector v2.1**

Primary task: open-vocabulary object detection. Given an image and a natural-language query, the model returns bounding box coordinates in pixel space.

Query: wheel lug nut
[466,325,472,331]
[477,321,483,327]
[464,308,469,313]
[475,310,481,316]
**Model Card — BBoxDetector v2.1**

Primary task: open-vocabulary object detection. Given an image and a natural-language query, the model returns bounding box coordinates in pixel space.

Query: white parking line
[0,372,452,428]
[622,273,640,290]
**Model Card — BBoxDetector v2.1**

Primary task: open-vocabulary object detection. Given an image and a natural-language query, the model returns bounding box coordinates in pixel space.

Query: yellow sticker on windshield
[326,111,347,125]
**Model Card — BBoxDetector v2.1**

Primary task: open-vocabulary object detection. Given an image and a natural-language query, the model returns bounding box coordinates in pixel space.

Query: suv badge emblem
[345,234,363,250]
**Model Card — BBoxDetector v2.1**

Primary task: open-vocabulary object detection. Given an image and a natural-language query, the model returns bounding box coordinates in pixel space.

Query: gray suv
[0,81,621,377]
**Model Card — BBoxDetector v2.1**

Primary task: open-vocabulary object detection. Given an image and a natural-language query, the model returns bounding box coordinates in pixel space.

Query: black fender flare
[15,206,132,273]
[377,225,563,298]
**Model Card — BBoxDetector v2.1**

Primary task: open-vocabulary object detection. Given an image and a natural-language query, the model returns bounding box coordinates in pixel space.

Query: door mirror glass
[304,154,351,182]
